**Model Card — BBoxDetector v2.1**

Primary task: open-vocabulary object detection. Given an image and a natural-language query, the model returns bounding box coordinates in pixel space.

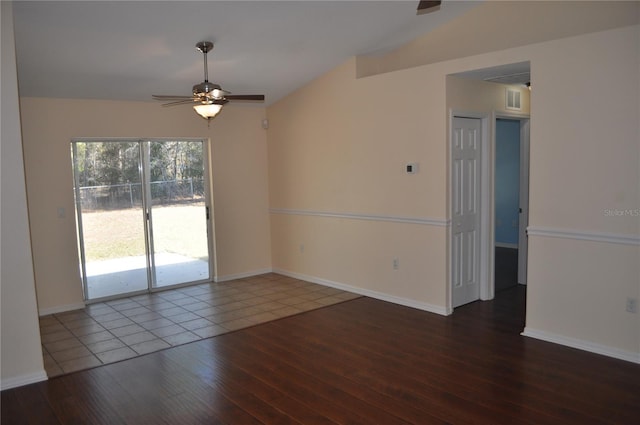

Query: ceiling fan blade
[225,94,265,101]
[161,99,196,107]
[417,0,441,13]
[152,95,194,100]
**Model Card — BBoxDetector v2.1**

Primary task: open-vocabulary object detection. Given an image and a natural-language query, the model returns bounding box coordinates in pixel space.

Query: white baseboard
[522,327,640,364]
[495,242,518,249]
[273,268,451,316]
[1,370,48,390]
[214,268,273,283]
[39,302,86,317]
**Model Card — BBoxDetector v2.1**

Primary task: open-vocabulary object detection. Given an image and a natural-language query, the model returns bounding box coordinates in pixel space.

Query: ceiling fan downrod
[196,41,214,82]
[193,41,223,98]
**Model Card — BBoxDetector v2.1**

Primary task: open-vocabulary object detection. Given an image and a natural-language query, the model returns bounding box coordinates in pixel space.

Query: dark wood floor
[3,286,639,424]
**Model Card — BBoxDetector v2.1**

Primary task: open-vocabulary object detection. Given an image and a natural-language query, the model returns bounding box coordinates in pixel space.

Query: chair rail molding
[269,208,449,227]
[527,226,640,246]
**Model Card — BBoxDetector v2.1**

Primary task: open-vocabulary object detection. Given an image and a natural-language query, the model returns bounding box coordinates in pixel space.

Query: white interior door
[517,119,530,284]
[452,117,482,308]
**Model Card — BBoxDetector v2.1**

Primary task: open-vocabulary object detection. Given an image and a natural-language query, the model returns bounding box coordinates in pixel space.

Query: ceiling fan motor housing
[195,41,214,54]
[193,81,223,97]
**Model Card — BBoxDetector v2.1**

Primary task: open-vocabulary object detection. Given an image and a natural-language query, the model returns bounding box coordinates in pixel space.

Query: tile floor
[40,273,361,377]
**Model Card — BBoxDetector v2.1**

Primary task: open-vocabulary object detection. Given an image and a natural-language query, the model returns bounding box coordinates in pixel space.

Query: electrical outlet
[626,297,638,313]
[393,258,399,270]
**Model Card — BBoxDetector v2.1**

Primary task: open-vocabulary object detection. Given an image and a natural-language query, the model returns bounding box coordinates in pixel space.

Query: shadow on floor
[495,247,518,292]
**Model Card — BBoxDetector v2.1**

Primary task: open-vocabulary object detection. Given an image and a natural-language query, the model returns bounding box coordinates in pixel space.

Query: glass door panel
[147,140,210,287]
[73,141,149,299]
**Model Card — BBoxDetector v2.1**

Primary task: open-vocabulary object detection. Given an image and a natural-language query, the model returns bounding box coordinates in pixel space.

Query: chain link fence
[78,179,205,211]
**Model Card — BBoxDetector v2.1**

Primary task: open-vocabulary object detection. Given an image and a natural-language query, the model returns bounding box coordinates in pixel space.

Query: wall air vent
[505,87,522,111]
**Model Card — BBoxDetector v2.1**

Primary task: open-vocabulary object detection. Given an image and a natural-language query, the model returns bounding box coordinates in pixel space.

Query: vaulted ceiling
[12,1,639,106]
[11,1,479,105]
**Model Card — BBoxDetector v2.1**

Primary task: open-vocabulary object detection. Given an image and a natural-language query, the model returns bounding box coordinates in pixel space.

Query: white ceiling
[12,0,480,106]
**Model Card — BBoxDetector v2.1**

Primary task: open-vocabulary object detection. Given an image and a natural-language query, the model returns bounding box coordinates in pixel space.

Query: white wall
[1,1,48,390]
[268,25,640,361]
[19,98,272,313]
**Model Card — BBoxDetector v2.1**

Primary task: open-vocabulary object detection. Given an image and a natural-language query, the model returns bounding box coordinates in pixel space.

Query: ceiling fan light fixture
[193,103,223,120]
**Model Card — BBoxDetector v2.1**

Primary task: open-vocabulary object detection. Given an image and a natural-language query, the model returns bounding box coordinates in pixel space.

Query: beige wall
[523,25,639,357]
[20,98,271,312]
[268,57,531,313]
[526,237,638,354]
[268,58,451,311]
[268,24,639,360]
[1,1,47,389]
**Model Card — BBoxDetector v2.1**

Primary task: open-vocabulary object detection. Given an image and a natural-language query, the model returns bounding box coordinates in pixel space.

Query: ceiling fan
[417,0,442,14]
[153,41,265,121]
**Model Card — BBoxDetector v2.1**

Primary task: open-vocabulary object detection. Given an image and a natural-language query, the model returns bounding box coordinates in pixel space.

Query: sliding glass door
[72,141,148,298]
[146,141,210,288]
[72,139,211,300]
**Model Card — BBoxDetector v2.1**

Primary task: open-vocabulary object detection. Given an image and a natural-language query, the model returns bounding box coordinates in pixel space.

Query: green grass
[81,204,209,262]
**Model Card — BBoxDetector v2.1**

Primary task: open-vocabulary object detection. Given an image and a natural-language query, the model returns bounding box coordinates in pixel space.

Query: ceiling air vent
[505,87,522,111]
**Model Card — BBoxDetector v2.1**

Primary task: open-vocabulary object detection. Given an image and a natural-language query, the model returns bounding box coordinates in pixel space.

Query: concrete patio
[85,253,209,299]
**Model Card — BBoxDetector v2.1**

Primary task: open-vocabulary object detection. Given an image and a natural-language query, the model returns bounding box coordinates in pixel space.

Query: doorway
[495,117,530,291]
[495,119,521,291]
[450,114,530,309]
[71,139,212,301]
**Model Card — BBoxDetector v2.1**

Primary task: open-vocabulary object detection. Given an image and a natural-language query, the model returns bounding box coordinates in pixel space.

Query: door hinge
[206,206,210,220]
